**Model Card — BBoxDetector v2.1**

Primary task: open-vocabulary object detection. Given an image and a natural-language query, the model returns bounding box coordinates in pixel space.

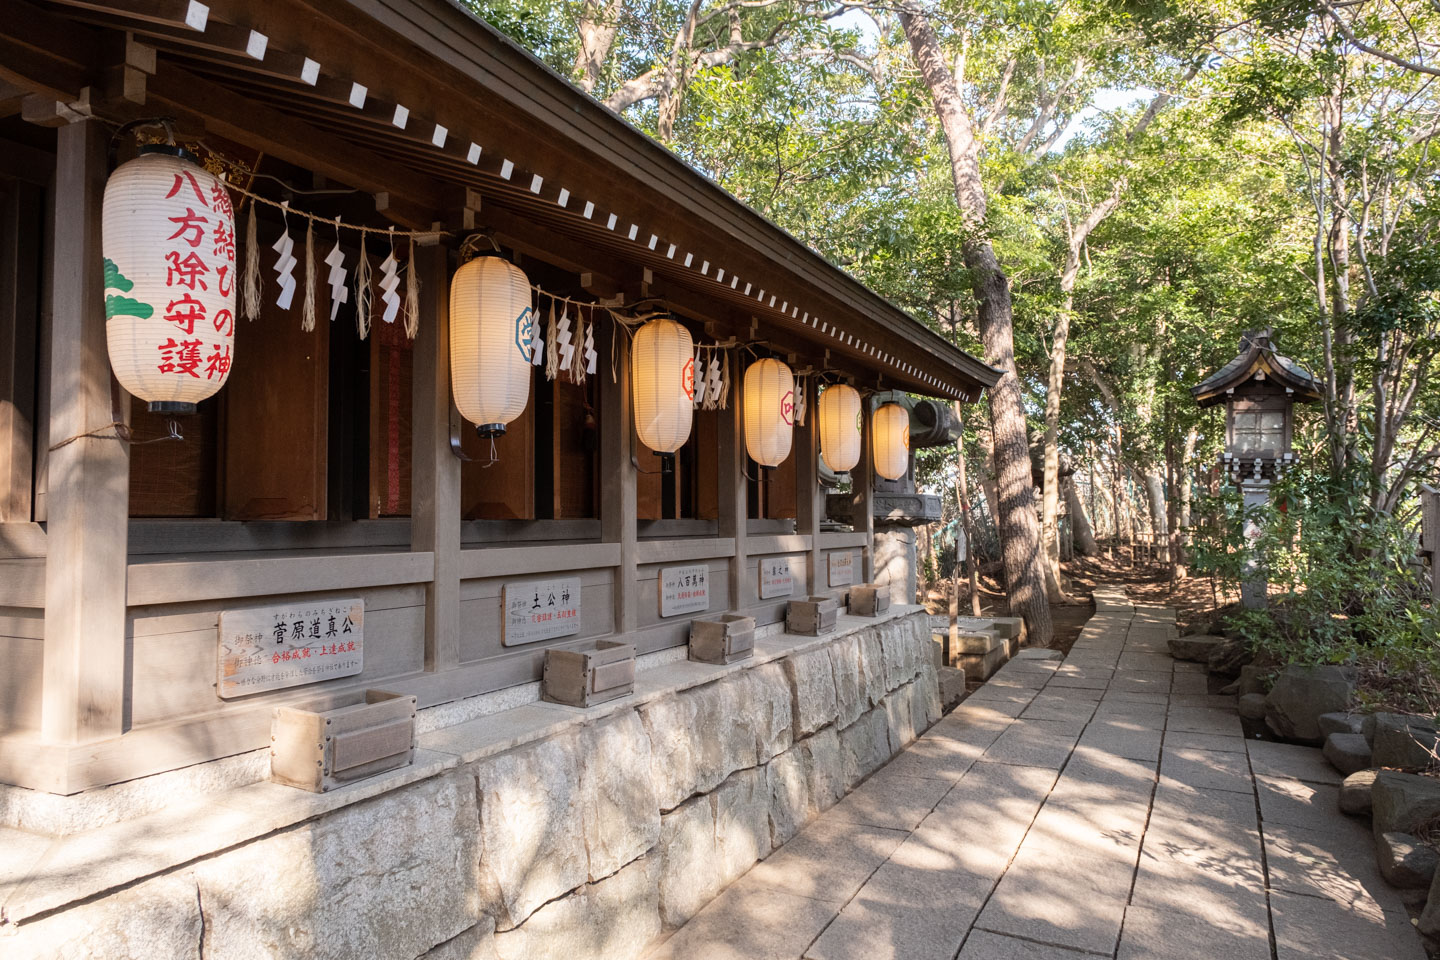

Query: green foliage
[1190,468,1440,710]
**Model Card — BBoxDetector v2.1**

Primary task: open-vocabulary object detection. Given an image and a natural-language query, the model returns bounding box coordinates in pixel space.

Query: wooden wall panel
[222,271,329,521]
[0,177,41,522]
[767,448,798,519]
[695,410,719,520]
[460,384,536,520]
[0,620,42,735]
[126,583,425,727]
[368,315,413,517]
[635,560,730,628]
[128,396,219,517]
[457,566,615,663]
[552,380,595,519]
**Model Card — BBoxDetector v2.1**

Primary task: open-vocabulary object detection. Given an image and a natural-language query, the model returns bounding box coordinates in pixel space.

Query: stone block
[1322,733,1372,776]
[1318,712,1365,738]
[767,741,812,848]
[883,686,917,752]
[1371,713,1439,770]
[829,635,866,729]
[1014,648,1062,661]
[578,711,660,880]
[3,872,199,960]
[1339,770,1377,816]
[1238,693,1267,720]
[713,766,772,881]
[858,629,889,707]
[880,620,919,690]
[472,738,585,931]
[1264,664,1357,744]
[1376,831,1439,889]
[1371,770,1440,838]
[1169,634,1227,662]
[840,705,894,787]
[491,855,660,960]
[939,665,967,711]
[1207,639,1252,677]
[421,919,501,960]
[1237,665,1269,697]
[748,662,796,762]
[945,630,1005,657]
[807,726,848,811]
[912,662,942,731]
[785,646,839,738]
[958,644,1008,682]
[655,794,720,928]
[197,770,481,954]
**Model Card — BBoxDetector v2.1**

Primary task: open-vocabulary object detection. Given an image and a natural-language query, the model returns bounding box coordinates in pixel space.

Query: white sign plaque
[503,576,583,645]
[218,598,364,699]
[828,551,855,587]
[660,564,710,617]
[759,556,794,599]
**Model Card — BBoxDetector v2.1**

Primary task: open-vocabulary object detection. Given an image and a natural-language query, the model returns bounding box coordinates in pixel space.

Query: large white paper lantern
[873,402,910,481]
[450,255,534,437]
[818,384,861,473]
[743,358,794,468]
[632,317,694,454]
[103,146,236,414]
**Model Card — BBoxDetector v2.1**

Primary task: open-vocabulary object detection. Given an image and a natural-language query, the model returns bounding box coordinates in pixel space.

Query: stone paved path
[645,596,1429,960]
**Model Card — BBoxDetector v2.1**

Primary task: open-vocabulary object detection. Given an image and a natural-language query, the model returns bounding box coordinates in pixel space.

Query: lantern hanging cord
[49,418,183,451]
[222,182,449,242]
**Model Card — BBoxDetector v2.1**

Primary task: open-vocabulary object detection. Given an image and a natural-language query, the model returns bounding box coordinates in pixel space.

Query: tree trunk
[1143,469,1168,567]
[573,0,625,93]
[900,5,1051,644]
[1175,427,1197,577]
[1064,476,1098,555]
[952,403,983,617]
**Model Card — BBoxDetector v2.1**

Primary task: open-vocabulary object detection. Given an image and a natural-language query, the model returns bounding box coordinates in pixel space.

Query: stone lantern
[1192,329,1321,607]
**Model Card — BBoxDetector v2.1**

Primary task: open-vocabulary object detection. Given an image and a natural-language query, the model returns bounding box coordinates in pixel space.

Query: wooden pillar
[853,397,875,583]
[719,348,749,610]
[41,119,128,744]
[797,377,824,594]
[411,242,461,672]
[600,323,637,634]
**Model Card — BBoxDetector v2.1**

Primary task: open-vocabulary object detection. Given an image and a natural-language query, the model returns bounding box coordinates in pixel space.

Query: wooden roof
[1192,331,1322,408]
[10,0,1001,400]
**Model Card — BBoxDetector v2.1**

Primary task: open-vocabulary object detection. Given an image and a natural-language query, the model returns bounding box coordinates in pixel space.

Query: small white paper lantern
[631,317,694,454]
[873,402,910,481]
[450,255,534,437]
[743,358,794,468]
[103,146,237,414]
[818,384,861,473]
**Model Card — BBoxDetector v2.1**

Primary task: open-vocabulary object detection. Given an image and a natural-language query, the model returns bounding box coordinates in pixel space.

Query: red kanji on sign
[163,294,206,335]
[157,338,203,378]
[167,207,209,248]
[205,343,231,379]
[215,264,233,298]
[166,171,209,207]
[165,251,209,290]
[212,308,233,337]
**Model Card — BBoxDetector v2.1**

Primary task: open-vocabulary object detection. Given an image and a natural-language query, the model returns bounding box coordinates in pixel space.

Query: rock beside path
[1322,733,1373,776]
[1376,832,1439,889]
[1264,664,1357,744]
[1371,770,1440,837]
[1238,694,1267,720]
[1370,713,1439,771]
[1339,770,1378,816]
[1318,712,1365,738]
[1168,634,1227,662]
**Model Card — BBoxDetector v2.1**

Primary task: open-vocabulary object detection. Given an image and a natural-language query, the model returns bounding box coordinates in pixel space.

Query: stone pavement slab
[647,591,1430,960]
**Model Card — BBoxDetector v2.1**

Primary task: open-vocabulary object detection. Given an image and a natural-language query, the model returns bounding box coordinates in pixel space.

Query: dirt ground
[923,548,1228,654]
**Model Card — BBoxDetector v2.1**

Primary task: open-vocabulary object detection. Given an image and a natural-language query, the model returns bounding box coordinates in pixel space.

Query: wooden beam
[44,0,211,31]
[796,377,824,595]
[0,2,100,104]
[142,63,444,228]
[41,119,128,745]
[718,351,749,610]
[853,400,874,584]
[599,322,637,634]
[410,242,461,672]
[0,181,42,523]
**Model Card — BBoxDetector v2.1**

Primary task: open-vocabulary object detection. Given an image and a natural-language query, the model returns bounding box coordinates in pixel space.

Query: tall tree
[897,3,1052,644]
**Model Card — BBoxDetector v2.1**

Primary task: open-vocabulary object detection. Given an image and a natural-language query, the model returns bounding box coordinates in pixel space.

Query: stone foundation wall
[5,612,938,960]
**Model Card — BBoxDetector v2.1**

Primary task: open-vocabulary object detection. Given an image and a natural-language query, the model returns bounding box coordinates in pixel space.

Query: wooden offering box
[786,596,839,636]
[269,689,417,793]
[689,614,756,665]
[542,640,637,707]
[849,584,891,617]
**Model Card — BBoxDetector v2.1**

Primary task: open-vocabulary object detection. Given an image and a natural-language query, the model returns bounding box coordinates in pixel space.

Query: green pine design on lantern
[103,257,154,320]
